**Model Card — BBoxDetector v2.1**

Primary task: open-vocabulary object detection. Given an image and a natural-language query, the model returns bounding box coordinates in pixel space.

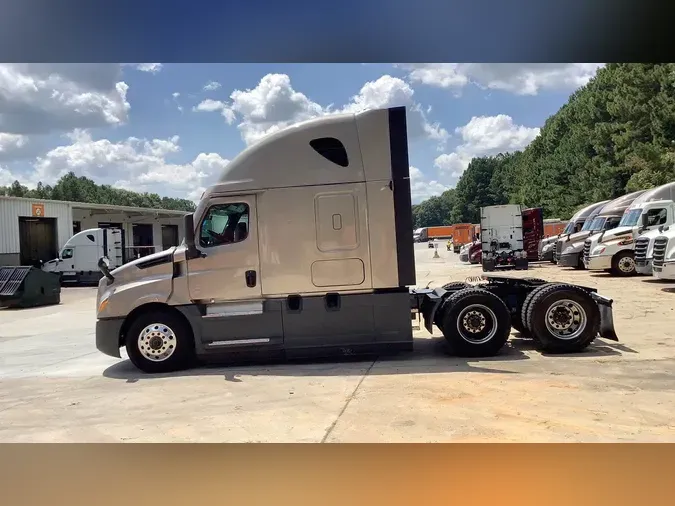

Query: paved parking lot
[1,244,675,442]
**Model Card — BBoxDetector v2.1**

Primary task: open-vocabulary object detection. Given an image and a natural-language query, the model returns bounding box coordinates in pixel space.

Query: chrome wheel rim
[456,304,498,344]
[544,299,587,340]
[618,256,635,273]
[138,323,176,362]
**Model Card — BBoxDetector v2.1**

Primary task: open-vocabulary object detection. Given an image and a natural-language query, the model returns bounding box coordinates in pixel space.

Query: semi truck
[42,228,125,284]
[94,106,619,374]
[480,204,529,271]
[556,191,645,269]
[538,201,608,262]
[413,226,453,243]
[651,225,675,280]
[583,182,675,276]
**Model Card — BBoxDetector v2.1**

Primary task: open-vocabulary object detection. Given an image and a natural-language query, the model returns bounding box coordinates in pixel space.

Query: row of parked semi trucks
[537,181,675,279]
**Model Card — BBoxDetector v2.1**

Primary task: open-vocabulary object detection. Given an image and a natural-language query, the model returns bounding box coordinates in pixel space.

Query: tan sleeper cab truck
[95,106,620,373]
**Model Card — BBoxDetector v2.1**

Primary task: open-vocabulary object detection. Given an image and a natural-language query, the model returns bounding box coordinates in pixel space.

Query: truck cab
[583,182,675,276]
[42,228,125,284]
[539,201,606,263]
[94,106,620,374]
[651,225,675,280]
[557,191,645,269]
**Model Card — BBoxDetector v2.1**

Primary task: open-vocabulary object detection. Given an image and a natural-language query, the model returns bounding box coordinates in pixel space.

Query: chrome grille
[634,236,649,262]
[652,236,668,267]
[583,239,592,263]
[554,239,562,261]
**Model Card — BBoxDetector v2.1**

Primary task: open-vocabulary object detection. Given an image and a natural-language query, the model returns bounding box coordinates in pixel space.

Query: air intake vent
[652,236,668,267]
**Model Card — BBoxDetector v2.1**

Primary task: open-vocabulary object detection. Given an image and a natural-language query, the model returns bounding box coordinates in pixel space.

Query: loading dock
[18,217,59,267]
[1,196,188,267]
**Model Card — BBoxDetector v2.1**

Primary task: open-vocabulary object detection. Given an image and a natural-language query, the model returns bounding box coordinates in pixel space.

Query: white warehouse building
[0,196,188,267]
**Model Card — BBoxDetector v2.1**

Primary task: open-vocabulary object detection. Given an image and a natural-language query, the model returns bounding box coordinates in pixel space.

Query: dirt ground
[1,244,674,442]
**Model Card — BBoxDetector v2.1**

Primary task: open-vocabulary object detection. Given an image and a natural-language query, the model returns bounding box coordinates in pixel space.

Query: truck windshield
[619,209,642,227]
[587,217,606,231]
[580,218,596,232]
[562,222,574,234]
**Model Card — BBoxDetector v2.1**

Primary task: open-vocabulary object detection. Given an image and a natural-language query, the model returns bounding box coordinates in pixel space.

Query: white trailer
[480,204,528,271]
[42,228,125,284]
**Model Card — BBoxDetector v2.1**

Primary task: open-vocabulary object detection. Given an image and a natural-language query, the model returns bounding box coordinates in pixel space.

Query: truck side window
[199,203,250,248]
[645,208,667,227]
[309,137,349,167]
[61,248,74,259]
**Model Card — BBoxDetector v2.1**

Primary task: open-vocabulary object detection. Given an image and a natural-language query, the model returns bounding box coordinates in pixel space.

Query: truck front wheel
[125,310,196,373]
[611,251,637,276]
[525,284,600,353]
[439,288,511,357]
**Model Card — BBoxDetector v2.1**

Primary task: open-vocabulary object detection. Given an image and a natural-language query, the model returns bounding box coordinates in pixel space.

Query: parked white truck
[556,191,645,269]
[539,201,608,263]
[94,106,619,373]
[651,225,675,279]
[42,228,125,284]
[480,204,528,271]
[583,182,675,276]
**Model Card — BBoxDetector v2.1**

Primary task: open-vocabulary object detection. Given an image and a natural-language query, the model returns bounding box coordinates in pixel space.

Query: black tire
[438,288,511,357]
[518,283,552,338]
[522,277,547,285]
[125,309,196,373]
[441,281,470,291]
[525,284,600,353]
[611,251,637,277]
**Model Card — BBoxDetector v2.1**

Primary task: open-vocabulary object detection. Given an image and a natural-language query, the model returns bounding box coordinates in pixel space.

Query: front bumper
[539,247,554,261]
[653,261,675,280]
[635,259,652,276]
[459,253,469,262]
[558,252,581,268]
[584,255,612,271]
[96,318,125,358]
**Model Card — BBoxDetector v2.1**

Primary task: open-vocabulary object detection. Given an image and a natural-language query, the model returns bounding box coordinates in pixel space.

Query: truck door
[187,195,262,302]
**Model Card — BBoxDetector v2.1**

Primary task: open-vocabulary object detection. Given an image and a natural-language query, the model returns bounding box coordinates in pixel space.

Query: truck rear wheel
[525,284,600,353]
[439,288,511,357]
[611,251,636,277]
[516,283,551,338]
[125,309,196,373]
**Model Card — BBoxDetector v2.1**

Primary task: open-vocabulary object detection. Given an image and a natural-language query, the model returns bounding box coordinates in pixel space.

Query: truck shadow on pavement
[102,335,628,383]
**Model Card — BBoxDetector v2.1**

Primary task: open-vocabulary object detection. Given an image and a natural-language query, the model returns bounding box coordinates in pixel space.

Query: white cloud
[0,133,28,154]
[28,130,229,201]
[193,99,236,124]
[136,63,163,74]
[194,73,448,148]
[0,64,130,136]
[435,115,540,178]
[203,81,222,91]
[402,63,604,96]
[172,92,180,98]
[409,165,449,203]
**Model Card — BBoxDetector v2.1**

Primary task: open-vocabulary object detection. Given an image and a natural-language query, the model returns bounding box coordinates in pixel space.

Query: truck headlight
[592,246,606,255]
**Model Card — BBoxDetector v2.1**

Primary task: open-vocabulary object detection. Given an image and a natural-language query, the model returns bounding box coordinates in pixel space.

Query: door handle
[245,270,257,288]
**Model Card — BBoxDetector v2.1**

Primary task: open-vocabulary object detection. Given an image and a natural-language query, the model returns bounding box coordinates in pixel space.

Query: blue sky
[0,63,603,203]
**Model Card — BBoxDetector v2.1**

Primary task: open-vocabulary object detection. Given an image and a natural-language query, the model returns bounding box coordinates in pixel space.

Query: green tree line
[413,63,675,228]
[0,172,196,212]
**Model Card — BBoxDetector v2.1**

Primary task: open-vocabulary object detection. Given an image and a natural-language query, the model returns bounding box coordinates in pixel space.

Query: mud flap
[591,292,619,341]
